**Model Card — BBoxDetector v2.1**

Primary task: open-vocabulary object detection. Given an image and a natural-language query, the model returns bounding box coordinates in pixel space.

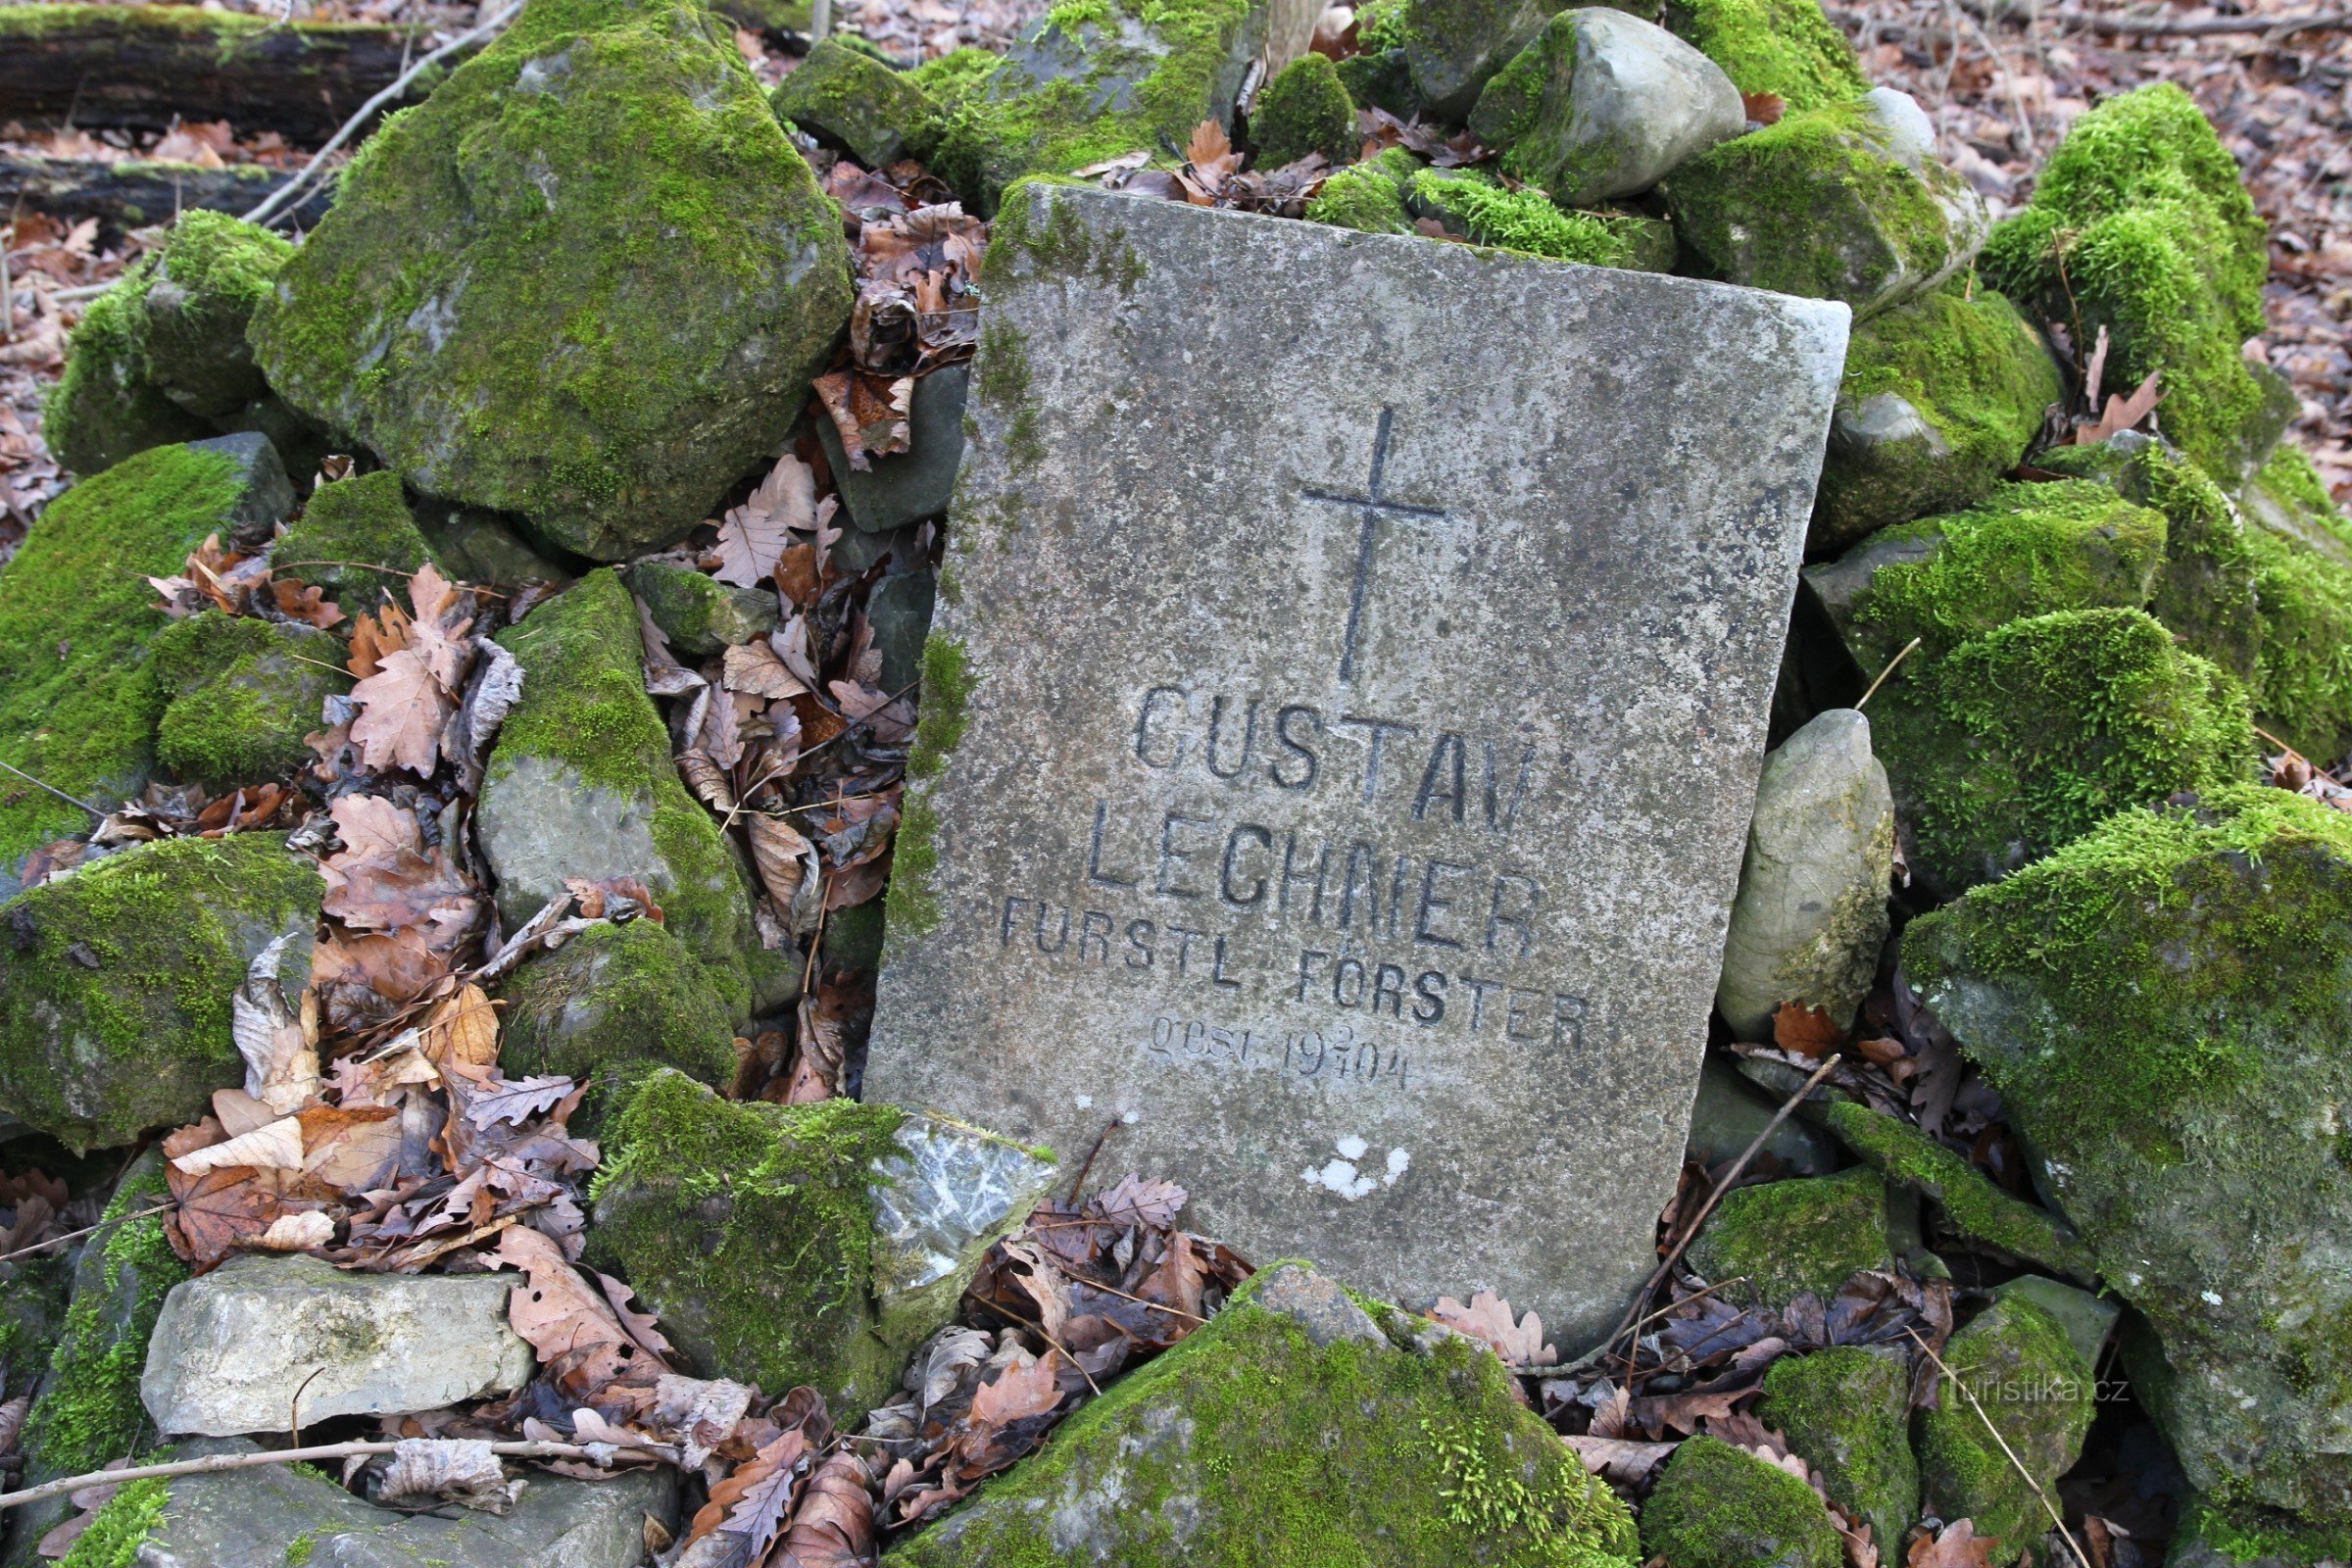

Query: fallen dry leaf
[713,454,816,589]
[1430,1288,1557,1366]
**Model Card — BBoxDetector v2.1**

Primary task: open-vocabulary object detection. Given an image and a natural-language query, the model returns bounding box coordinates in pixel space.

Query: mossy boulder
[1817,1102,2095,1280]
[1368,0,1647,122]
[0,833,320,1152]
[247,0,856,561]
[270,468,437,613]
[1916,1296,2095,1564]
[621,557,780,657]
[1664,91,1988,321]
[885,1260,1641,1567]
[0,434,293,889]
[495,917,738,1089]
[1642,1432,1844,1568]
[772,37,942,167]
[478,568,759,1020]
[1251,50,1357,166]
[44,210,289,477]
[1304,144,1422,234]
[2238,442,2352,563]
[1660,0,1866,111]
[2168,1497,2352,1568]
[1686,1166,1891,1306]
[1803,479,2169,677]
[1810,284,2064,555]
[149,612,349,793]
[587,1069,1054,1417]
[929,0,1262,213]
[1869,607,2256,897]
[1468,7,1742,206]
[1904,787,2352,1526]
[1409,168,1678,268]
[1757,1347,1917,1555]
[2222,453,2352,764]
[1981,84,2276,486]
[1334,41,1425,118]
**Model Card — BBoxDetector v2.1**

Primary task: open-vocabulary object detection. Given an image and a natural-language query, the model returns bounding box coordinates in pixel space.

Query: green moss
[2179,1498,2352,1568]
[886,631,975,942]
[1916,1297,2095,1564]
[496,917,738,1087]
[248,0,854,560]
[0,1250,74,1401]
[44,283,210,477]
[1662,0,1867,110]
[272,470,433,612]
[1871,606,2256,895]
[621,558,778,656]
[885,1266,1639,1567]
[984,178,1147,294]
[586,1068,906,1413]
[907,45,1004,106]
[2248,443,2352,551]
[0,833,320,1150]
[57,1476,171,1568]
[1410,170,1675,269]
[1252,52,1356,166]
[1982,85,2272,484]
[1686,1167,1891,1306]
[1819,1101,2095,1277]
[20,1154,189,1482]
[1757,1348,1917,1555]
[1333,45,1423,118]
[1305,146,1420,234]
[489,569,756,1013]
[149,612,350,792]
[285,1534,318,1567]
[927,0,1255,212]
[771,37,942,166]
[0,442,249,874]
[1642,1434,1844,1568]
[1812,284,2064,552]
[2241,513,2352,764]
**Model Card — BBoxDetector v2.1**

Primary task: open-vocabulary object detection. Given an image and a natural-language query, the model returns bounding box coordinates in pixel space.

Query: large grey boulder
[1715,709,1892,1041]
[69,1436,673,1568]
[1469,7,1743,206]
[142,1253,535,1436]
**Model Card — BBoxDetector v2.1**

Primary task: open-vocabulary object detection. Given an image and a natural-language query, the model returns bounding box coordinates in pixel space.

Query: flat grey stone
[822,365,969,532]
[1714,708,1893,1040]
[864,183,1847,1349]
[1993,1274,2120,1373]
[1249,1260,1385,1347]
[477,753,663,936]
[1686,1053,1839,1174]
[141,1253,534,1437]
[114,1437,673,1568]
[867,566,937,694]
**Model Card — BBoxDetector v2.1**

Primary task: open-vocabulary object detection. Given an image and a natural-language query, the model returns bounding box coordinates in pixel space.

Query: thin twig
[1065,1116,1121,1204]
[1857,636,1924,710]
[1069,1275,1207,1323]
[243,3,522,228]
[1908,1327,2094,1568]
[2049,6,2350,35]
[0,758,106,819]
[0,1200,176,1266]
[289,1366,325,1451]
[0,1437,676,1512]
[960,1290,1102,1396]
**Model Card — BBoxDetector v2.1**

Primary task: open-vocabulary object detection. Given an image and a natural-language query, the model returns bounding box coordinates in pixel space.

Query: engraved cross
[1299,406,1454,684]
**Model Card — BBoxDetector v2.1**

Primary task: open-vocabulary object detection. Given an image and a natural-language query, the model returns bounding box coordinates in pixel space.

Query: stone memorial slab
[866,182,1848,1347]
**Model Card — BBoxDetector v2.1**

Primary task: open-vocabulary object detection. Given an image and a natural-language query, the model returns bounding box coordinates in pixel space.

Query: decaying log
[0,154,335,234]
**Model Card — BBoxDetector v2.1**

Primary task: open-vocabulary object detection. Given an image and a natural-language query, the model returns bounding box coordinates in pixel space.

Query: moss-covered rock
[1810,284,2064,554]
[0,435,292,887]
[1757,1347,1917,1555]
[1410,168,1678,268]
[1660,0,1866,111]
[929,0,1261,213]
[621,558,780,657]
[1869,607,2255,897]
[1642,1432,1844,1568]
[496,918,737,1089]
[0,1248,74,1405]
[1251,50,1357,166]
[1817,1102,2094,1278]
[0,833,320,1152]
[247,0,856,561]
[479,568,759,1019]
[2168,1497,2352,1568]
[1686,1166,1891,1306]
[1304,144,1422,233]
[772,37,942,166]
[44,210,289,477]
[1334,42,1425,118]
[1903,787,2352,1526]
[1803,479,2169,676]
[1981,85,2275,485]
[2208,449,2352,763]
[885,1260,1641,1567]
[149,612,349,792]
[2238,442,2352,562]
[270,469,435,613]
[1664,92,1987,321]
[1916,1296,2095,1563]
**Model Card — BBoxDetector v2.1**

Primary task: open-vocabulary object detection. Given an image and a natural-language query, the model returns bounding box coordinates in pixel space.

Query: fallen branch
[0,1437,678,1513]
[0,154,331,235]
[0,1200,176,1266]
[2046,6,2350,35]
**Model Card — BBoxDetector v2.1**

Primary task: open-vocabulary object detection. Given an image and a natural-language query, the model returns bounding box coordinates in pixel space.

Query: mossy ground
[270,469,433,612]
[0,833,320,1150]
[1916,1297,2094,1564]
[1251,52,1356,166]
[149,611,350,792]
[1305,145,1421,234]
[1411,170,1676,269]
[1871,606,2256,895]
[1662,0,1866,109]
[1757,1348,1917,1555]
[495,917,738,1088]
[0,442,247,875]
[885,1269,1639,1567]
[586,1068,906,1412]
[1642,1433,1843,1568]
[1686,1165,1891,1305]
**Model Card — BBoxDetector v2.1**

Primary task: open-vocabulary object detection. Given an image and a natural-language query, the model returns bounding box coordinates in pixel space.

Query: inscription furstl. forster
[864,182,1850,1348]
